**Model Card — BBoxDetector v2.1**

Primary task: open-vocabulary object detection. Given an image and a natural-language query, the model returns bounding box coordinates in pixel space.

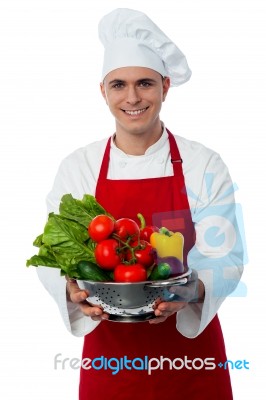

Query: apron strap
[97,130,183,180]
[166,128,183,177]
[97,137,112,181]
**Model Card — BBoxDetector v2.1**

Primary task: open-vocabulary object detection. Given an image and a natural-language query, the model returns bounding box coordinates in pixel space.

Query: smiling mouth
[122,107,148,116]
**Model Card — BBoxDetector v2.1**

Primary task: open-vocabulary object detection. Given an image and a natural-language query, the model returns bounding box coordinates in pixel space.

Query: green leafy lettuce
[26,194,108,278]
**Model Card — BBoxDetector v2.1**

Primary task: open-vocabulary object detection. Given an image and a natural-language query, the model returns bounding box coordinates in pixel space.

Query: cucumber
[77,260,111,281]
[149,262,171,281]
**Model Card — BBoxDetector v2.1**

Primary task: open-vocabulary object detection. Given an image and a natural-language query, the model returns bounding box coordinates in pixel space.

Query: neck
[114,123,163,155]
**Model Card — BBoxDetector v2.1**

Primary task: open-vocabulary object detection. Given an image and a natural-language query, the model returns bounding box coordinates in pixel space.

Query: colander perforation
[77,269,191,320]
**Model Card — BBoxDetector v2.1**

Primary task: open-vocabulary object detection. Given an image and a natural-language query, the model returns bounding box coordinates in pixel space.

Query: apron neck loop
[97,130,183,180]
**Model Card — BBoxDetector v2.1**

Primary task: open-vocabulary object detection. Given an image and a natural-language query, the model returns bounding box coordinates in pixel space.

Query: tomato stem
[137,213,146,230]
[111,233,138,264]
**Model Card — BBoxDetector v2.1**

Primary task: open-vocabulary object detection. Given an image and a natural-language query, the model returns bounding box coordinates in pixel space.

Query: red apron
[79,131,233,399]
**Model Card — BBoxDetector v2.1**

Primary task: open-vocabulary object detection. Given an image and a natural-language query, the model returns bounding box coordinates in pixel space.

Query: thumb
[66,278,89,303]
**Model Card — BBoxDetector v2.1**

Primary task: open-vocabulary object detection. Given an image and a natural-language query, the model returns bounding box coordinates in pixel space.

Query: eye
[111,82,124,89]
[139,81,152,88]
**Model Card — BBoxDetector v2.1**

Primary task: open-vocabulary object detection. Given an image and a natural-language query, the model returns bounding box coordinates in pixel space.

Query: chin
[120,119,159,136]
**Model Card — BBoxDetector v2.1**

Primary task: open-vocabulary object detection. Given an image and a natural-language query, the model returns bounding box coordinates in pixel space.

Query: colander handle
[145,277,188,288]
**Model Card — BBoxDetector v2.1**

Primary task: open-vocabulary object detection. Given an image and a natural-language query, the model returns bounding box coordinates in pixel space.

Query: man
[37,8,244,399]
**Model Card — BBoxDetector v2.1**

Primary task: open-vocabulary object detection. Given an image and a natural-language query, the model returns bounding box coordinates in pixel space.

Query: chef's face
[100,67,170,137]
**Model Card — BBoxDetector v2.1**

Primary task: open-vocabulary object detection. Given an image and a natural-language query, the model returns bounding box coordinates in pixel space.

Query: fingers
[156,301,187,315]
[79,302,109,321]
[150,271,203,324]
[167,270,201,302]
[168,284,195,301]
[66,278,89,303]
[149,301,187,324]
[66,278,109,321]
[149,315,168,324]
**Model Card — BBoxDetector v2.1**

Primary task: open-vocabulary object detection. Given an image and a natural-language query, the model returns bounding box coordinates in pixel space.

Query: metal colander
[77,268,191,322]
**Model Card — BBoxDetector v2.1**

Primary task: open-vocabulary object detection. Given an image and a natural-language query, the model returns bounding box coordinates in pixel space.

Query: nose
[126,86,141,105]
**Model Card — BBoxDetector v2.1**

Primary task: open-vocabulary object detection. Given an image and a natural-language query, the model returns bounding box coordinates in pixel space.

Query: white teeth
[124,108,146,115]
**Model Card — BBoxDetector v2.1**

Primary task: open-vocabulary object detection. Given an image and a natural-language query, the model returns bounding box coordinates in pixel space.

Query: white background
[0,0,265,398]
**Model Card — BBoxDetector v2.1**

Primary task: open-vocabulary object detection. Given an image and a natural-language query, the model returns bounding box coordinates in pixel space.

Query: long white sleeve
[36,141,107,336]
[176,150,244,337]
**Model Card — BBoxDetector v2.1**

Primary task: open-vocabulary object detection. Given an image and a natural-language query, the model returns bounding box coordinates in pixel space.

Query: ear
[162,77,171,102]
[100,82,108,104]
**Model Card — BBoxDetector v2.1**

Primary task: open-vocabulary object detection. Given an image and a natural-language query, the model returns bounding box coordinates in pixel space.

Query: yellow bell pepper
[150,229,184,262]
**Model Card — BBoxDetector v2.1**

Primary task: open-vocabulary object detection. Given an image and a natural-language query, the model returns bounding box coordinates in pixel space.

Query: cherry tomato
[94,239,122,270]
[88,215,115,242]
[140,226,160,242]
[114,263,147,282]
[114,218,140,241]
[126,240,155,268]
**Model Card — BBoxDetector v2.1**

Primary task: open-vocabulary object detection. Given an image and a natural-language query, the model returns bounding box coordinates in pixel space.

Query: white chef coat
[37,125,244,338]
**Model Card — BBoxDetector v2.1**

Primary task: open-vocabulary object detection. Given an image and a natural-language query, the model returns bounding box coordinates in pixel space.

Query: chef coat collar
[111,123,168,157]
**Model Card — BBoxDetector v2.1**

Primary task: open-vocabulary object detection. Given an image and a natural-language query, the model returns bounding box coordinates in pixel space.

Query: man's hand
[66,278,109,321]
[149,270,205,324]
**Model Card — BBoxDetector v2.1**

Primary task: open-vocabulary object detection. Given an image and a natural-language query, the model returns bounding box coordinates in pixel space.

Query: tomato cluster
[88,214,158,282]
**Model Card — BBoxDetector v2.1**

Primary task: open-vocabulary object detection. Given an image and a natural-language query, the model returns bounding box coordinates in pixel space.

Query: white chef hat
[98,8,191,87]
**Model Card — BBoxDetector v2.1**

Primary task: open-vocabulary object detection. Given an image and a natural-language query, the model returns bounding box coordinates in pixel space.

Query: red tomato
[114,263,147,282]
[114,218,140,241]
[88,215,114,242]
[140,226,160,242]
[94,239,122,270]
[126,240,155,268]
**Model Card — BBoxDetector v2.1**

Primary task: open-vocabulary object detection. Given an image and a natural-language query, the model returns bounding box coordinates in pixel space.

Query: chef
[37,8,244,399]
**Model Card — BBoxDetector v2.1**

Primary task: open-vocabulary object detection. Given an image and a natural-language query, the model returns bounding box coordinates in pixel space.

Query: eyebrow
[108,78,157,86]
